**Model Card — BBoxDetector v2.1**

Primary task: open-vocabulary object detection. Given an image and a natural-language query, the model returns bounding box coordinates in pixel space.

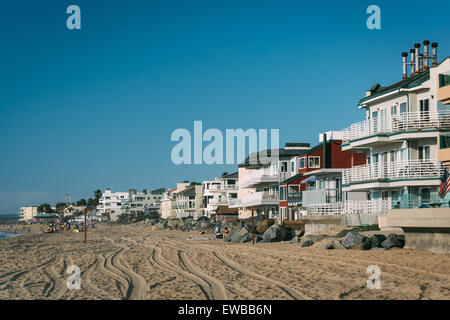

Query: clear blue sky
[0,0,449,213]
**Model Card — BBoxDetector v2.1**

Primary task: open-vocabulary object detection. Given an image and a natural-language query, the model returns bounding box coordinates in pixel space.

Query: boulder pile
[144,216,298,244]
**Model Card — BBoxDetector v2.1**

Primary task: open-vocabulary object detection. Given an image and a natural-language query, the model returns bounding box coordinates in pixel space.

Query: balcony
[343,159,445,185]
[208,184,238,192]
[287,192,302,204]
[239,168,279,188]
[342,111,450,144]
[229,191,279,208]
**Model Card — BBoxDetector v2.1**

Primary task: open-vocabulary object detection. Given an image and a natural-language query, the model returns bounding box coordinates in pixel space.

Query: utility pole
[84,207,87,243]
[251,210,255,245]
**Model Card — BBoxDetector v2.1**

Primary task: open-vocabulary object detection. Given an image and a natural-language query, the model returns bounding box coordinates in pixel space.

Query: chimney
[418,54,423,72]
[402,52,408,79]
[423,40,430,69]
[414,43,421,74]
[432,42,438,66]
[322,133,328,169]
[410,49,415,75]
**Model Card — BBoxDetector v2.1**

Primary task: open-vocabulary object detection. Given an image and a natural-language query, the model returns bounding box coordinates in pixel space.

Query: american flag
[439,169,450,199]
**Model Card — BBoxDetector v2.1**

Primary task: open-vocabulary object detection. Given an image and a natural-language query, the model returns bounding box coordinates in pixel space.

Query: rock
[324,239,346,250]
[341,232,367,249]
[381,234,405,250]
[230,227,250,243]
[352,238,372,250]
[262,224,282,242]
[297,230,305,238]
[290,236,299,243]
[370,234,386,248]
[256,219,275,234]
[301,240,314,247]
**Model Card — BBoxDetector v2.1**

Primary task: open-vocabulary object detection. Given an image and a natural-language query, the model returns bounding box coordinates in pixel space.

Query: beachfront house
[159,182,190,219]
[340,41,450,213]
[96,189,129,222]
[202,172,238,218]
[279,132,366,220]
[229,143,310,220]
[121,188,165,217]
[174,183,204,218]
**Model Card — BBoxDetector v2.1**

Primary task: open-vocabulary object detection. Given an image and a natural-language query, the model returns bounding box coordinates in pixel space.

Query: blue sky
[0,0,449,213]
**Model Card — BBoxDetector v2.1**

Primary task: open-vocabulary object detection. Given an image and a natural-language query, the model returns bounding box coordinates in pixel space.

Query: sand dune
[0,224,449,300]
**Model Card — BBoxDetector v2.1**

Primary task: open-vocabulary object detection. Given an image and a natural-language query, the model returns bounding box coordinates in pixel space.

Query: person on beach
[222,228,229,239]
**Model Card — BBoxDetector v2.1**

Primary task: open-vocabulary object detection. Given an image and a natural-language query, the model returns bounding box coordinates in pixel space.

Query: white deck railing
[343,159,445,184]
[239,168,278,188]
[306,200,391,216]
[342,111,450,143]
[229,191,279,208]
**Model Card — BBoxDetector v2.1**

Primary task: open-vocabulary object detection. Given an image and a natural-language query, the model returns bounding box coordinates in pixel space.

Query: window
[308,157,320,168]
[418,145,430,160]
[279,186,286,201]
[280,162,288,173]
[298,157,306,169]
[420,188,431,203]
[291,161,295,172]
[419,99,429,113]
[440,134,450,149]
[400,102,407,114]
[391,105,397,116]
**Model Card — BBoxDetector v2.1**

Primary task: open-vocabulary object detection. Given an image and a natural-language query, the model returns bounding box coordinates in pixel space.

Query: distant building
[19,207,37,221]
[121,188,165,216]
[159,182,190,219]
[96,189,129,222]
[174,184,204,218]
[202,172,238,218]
[63,205,86,217]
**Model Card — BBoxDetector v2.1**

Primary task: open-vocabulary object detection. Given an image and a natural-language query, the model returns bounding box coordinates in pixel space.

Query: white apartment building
[96,189,129,222]
[341,41,450,213]
[19,206,37,221]
[202,172,238,217]
[229,143,310,219]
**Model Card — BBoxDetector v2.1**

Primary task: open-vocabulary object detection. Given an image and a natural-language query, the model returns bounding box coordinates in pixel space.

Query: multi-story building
[279,132,366,220]
[159,182,190,219]
[229,143,310,219]
[18,206,38,221]
[202,172,238,218]
[174,183,204,218]
[96,189,129,222]
[340,41,450,213]
[121,188,165,216]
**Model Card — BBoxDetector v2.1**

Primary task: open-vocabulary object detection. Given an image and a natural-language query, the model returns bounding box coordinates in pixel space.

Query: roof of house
[219,172,238,179]
[359,57,450,106]
[151,188,166,195]
[176,185,197,196]
[216,205,239,215]
[238,148,310,168]
[279,173,305,185]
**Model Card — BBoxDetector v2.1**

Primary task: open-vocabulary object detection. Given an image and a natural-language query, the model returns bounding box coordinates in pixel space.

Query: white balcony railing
[343,159,445,185]
[209,184,238,191]
[239,168,279,188]
[342,111,450,143]
[306,200,391,216]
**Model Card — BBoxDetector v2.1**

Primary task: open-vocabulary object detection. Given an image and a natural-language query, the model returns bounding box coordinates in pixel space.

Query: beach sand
[0,224,449,300]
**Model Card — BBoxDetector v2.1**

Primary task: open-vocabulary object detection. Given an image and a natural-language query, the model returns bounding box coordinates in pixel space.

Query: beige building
[63,205,86,217]
[159,182,190,219]
[174,184,204,218]
[19,207,38,221]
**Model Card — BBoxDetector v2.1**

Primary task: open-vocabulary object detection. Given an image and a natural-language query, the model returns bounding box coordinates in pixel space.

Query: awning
[304,176,316,183]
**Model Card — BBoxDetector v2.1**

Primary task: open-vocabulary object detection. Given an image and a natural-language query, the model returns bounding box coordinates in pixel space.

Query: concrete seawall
[387,208,450,254]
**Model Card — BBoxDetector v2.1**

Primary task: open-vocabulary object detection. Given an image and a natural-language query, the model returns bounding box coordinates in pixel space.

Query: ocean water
[0,231,22,240]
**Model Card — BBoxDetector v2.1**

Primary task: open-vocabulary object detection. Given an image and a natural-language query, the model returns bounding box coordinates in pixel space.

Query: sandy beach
[0,224,449,300]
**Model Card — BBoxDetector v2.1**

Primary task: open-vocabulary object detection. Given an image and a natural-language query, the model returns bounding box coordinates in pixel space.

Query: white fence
[306,200,391,216]
[342,111,450,143]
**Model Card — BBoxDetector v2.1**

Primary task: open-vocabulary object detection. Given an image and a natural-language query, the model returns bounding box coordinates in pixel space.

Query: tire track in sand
[213,252,310,300]
[177,250,228,300]
[150,246,215,299]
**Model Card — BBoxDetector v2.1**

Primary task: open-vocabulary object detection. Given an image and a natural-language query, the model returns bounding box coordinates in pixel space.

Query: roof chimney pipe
[414,43,421,74]
[432,42,438,66]
[423,40,430,70]
[419,54,423,72]
[402,52,408,79]
[410,49,415,75]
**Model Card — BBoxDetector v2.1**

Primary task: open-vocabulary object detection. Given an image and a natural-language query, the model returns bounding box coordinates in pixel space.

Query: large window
[440,134,450,149]
[279,186,286,201]
[418,145,430,160]
[308,156,320,168]
[280,162,288,173]
[291,161,295,173]
[298,157,306,169]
